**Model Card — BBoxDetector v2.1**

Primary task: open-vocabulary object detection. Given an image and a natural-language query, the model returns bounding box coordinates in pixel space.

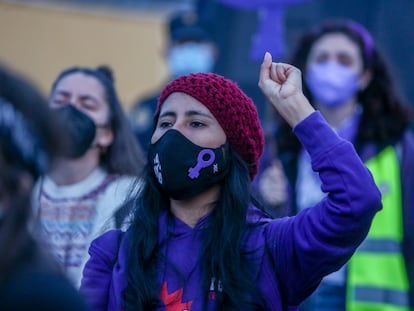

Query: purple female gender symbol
[188,149,215,179]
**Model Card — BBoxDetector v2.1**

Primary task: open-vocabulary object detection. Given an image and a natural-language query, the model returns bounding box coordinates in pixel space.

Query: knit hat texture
[157,72,264,179]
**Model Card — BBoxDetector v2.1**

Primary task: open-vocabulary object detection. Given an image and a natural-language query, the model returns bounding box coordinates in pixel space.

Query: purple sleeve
[80,230,123,311]
[265,112,382,305]
[401,131,414,308]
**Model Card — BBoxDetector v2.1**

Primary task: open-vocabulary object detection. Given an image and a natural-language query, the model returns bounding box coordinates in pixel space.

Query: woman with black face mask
[0,64,89,311]
[80,53,382,311]
[32,65,145,288]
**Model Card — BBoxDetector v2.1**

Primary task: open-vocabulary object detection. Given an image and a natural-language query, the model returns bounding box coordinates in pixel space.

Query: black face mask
[54,105,96,159]
[147,129,229,200]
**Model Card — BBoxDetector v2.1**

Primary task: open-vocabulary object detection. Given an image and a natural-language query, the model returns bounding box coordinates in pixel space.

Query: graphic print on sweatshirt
[160,277,223,310]
[160,282,193,311]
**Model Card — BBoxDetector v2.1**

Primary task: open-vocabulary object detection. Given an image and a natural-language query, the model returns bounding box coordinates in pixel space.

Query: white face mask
[167,42,215,78]
[306,62,360,108]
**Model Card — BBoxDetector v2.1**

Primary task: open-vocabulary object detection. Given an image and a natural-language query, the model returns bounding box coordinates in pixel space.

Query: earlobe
[359,69,372,90]
[97,128,114,150]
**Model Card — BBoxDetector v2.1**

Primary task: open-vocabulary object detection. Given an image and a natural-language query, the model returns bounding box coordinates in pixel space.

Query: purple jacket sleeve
[265,112,382,306]
[401,131,414,308]
[80,230,123,311]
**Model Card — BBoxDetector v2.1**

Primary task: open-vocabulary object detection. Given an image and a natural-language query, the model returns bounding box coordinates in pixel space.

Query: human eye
[337,53,353,67]
[52,99,65,106]
[157,118,173,129]
[190,120,206,128]
[80,98,98,110]
[314,53,329,63]
[50,95,66,106]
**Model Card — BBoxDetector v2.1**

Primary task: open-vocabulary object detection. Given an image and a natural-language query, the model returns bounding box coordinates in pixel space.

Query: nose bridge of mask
[66,102,112,131]
[155,128,195,149]
[311,61,357,85]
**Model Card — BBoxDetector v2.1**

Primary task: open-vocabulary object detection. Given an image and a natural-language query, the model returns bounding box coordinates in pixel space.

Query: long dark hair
[50,66,145,176]
[123,147,263,310]
[277,19,412,155]
[0,64,63,285]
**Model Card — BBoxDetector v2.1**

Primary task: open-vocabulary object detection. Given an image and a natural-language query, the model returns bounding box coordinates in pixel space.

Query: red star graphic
[160,282,193,311]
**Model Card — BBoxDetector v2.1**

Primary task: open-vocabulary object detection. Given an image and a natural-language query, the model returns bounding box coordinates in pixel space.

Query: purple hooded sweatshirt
[80,112,382,311]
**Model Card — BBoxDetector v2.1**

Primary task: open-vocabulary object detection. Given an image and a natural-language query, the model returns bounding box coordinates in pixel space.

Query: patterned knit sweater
[32,167,139,287]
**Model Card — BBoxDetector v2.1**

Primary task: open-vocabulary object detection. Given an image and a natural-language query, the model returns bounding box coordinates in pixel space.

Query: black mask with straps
[54,104,96,159]
[148,129,229,200]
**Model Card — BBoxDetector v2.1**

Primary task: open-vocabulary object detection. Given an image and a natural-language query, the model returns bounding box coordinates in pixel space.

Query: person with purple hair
[269,19,414,311]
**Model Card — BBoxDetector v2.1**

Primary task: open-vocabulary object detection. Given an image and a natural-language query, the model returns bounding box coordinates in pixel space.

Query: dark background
[16,0,413,126]
[195,0,414,128]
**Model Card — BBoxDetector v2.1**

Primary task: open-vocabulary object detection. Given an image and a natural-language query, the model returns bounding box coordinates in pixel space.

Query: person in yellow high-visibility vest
[264,18,414,311]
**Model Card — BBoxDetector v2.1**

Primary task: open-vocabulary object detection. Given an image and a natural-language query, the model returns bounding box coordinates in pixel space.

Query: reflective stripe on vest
[347,146,409,311]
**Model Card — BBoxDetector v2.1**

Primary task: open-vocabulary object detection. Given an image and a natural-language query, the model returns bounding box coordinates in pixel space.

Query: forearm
[275,93,315,128]
[266,112,382,305]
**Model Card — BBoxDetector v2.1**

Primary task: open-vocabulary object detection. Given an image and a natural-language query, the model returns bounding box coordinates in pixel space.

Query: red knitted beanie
[157,72,264,179]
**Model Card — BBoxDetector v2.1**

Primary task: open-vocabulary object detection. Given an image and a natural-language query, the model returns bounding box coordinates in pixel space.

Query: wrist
[277,93,315,127]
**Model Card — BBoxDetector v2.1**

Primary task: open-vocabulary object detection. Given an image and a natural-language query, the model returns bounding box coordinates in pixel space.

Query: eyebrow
[53,90,71,97]
[337,51,353,58]
[159,109,214,119]
[53,90,101,105]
